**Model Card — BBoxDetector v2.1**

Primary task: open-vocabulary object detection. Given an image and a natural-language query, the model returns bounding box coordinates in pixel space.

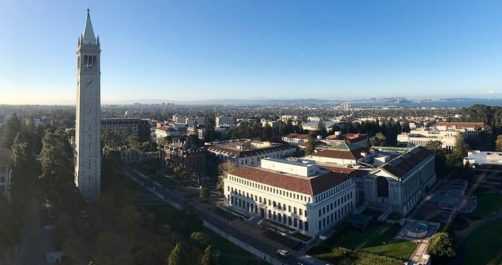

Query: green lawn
[471,193,502,219]
[462,219,502,265]
[309,223,416,263]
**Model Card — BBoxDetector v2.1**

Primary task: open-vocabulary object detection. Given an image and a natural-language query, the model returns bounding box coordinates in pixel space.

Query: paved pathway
[18,197,55,265]
[125,167,330,265]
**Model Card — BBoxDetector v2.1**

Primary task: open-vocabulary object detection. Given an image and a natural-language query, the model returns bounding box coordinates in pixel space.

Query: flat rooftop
[465,150,502,165]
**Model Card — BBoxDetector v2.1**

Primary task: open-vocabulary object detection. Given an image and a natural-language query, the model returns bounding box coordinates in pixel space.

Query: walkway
[18,196,55,265]
[125,166,330,265]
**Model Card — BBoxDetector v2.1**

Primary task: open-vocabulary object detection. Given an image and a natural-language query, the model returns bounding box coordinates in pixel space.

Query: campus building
[224,158,356,237]
[463,150,502,189]
[397,128,459,150]
[463,150,502,168]
[101,118,150,142]
[361,147,436,216]
[282,133,309,145]
[163,142,207,177]
[309,145,436,216]
[216,116,234,127]
[397,122,488,150]
[207,140,296,168]
[305,141,369,166]
[435,121,488,139]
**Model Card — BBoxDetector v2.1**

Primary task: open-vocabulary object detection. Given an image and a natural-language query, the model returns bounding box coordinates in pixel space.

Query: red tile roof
[0,147,11,163]
[311,147,369,160]
[436,122,486,129]
[208,142,294,158]
[284,134,309,139]
[326,133,368,143]
[381,147,434,179]
[230,167,352,195]
[344,133,369,143]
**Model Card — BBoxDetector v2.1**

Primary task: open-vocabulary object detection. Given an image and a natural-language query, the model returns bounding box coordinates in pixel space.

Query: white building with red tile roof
[224,158,356,237]
[282,133,309,145]
[207,140,296,168]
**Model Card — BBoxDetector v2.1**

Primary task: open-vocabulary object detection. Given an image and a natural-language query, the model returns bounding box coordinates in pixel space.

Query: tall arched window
[376,177,389,198]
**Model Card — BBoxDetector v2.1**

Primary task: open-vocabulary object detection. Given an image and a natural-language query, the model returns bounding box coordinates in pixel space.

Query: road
[124,167,327,265]
[18,197,55,265]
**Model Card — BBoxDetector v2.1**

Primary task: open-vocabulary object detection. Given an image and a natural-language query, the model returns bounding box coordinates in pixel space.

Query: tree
[10,132,37,219]
[427,232,456,258]
[216,162,237,191]
[426,140,447,175]
[40,129,73,187]
[102,131,122,149]
[186,134,201,149]
[190,232,210,247]
[372,132,387,146]
[200,245,216,265]
[317,120,328,138]
[158,137,169,146]
[1,114,22,148]
[127,136,141,150]
[217,161,236,177]
[496,135,502,151]
[173,166,191,180]
[204,116,217,142]
[425,140,443,153]
[446,135,469,167]
[304,132,316,155]
[167,243,184,265]
[262,123,273,140]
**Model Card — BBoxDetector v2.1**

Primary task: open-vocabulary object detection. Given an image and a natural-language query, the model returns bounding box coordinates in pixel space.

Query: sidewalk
[18,197,55,265]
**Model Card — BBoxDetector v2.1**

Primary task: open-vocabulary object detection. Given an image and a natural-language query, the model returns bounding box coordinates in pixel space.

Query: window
[377,177,389,198]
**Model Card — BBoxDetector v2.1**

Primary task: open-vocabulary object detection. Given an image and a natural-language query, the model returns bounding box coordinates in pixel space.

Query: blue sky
[1,0,502,104]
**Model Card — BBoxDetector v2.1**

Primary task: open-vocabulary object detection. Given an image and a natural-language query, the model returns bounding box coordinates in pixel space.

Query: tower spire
[82,9,96,45]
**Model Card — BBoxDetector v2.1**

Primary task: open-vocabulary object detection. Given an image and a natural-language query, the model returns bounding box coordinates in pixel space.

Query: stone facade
[74,10,101,201]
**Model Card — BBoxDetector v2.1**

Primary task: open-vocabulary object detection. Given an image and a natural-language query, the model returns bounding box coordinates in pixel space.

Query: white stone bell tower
[75,9,101,201]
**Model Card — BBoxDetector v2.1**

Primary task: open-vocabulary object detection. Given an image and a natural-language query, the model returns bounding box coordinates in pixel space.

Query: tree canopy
[427,232,456,258]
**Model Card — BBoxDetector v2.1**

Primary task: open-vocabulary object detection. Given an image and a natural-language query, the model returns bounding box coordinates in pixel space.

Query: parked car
[276,249,290,257]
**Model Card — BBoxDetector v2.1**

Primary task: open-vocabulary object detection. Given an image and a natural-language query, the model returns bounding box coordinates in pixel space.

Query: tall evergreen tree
[304,132,316,155]
[10,131,37,218]
[1,114,22,148]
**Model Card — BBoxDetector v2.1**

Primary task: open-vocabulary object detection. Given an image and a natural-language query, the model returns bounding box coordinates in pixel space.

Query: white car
[276,249,290,257]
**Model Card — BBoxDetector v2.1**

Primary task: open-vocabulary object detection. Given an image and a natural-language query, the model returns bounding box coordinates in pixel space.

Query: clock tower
[75,9,101,201]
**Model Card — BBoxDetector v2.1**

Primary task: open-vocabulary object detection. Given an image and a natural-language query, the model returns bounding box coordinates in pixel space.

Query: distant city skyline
[1,0,502,105]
